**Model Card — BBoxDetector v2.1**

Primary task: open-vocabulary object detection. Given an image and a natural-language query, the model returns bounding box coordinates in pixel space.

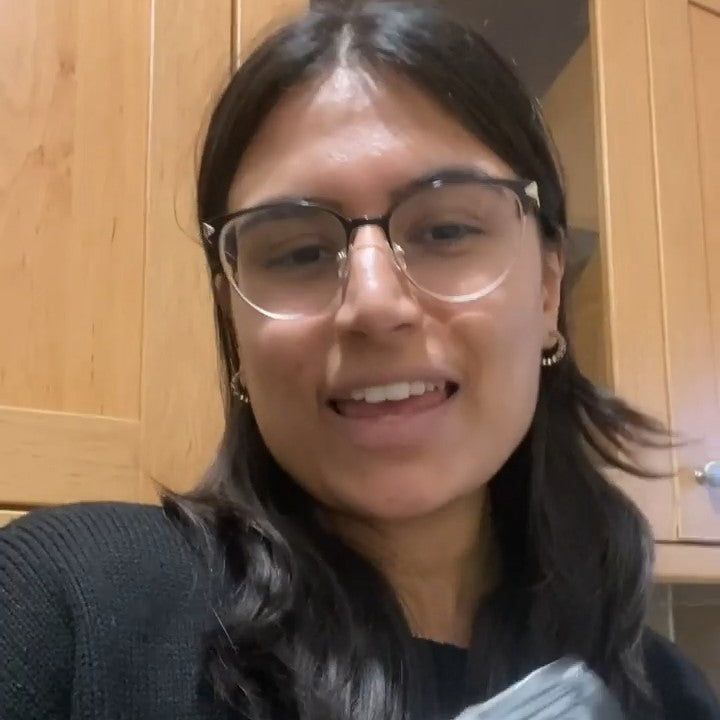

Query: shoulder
[0,503,168,717]
[0,501,218,623]
[0,500,218,643]
[0,501,209,589]
[2,500,170,540]
[1,503,222,718]
[643,629,720,720]
[2,502,173,569]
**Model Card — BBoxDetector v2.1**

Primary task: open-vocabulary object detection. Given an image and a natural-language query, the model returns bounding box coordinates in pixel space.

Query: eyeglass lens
[218,181,525,317]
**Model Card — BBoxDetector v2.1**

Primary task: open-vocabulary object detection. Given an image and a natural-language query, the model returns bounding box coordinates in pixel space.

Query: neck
[325,489,496,648]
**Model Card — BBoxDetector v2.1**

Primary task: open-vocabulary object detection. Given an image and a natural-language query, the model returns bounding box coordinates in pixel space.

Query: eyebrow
[252,165,497,213]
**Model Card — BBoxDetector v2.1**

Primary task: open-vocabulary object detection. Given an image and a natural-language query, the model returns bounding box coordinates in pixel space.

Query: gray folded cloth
[453,658,625,720]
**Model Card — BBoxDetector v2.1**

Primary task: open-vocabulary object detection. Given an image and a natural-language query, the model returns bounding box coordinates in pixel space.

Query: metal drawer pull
[695,461,720,488]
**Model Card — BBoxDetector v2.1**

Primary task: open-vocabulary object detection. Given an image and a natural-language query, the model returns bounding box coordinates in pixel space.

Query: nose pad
[393,243,407,271]
[336,249,349,282]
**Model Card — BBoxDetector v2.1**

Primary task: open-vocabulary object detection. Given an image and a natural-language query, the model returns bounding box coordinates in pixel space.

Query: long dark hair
[163,3,671,718]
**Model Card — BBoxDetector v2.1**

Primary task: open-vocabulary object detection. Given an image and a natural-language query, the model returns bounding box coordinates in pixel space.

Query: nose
[334,225,423,339]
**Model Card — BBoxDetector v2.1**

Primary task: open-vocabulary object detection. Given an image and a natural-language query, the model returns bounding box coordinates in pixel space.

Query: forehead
[228,67,516,213]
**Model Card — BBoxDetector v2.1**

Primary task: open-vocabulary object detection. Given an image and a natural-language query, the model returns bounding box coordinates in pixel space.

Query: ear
[541,246,564,346]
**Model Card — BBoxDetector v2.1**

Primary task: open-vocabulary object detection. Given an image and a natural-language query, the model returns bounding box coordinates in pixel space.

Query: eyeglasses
[202,170,540,320]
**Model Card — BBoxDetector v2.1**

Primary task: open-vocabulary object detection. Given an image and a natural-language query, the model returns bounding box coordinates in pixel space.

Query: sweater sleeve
[644,629,720,720]
[0,514,75,719]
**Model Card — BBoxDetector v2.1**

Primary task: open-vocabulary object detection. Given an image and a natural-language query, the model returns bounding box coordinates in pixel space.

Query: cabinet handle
[694,461,720,488]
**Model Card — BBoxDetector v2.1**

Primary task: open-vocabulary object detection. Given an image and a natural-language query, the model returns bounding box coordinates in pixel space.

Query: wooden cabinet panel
[0,0,150,505]
[138,1,231,500]
[592,0,676,540]
[643,0,720,541]
[655,543,720,583]
[692,3,720,454]
[0,2,306,505]
[0,510,24,528]
[0,406,138,505]
[691,3,720,478]
[592,0,670,431]
[679,1,720,539]
[0,0,150,419]
[138,0,308,499]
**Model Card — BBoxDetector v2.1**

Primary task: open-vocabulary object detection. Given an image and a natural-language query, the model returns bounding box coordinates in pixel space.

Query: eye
[263,236,339,270]
[410,222,486,248]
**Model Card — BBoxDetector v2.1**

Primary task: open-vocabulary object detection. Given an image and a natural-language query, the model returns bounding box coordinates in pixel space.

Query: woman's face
[224,68,562,522]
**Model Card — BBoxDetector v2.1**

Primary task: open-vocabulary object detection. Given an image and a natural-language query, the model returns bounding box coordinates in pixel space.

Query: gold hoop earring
[230,371,250,404]
[541,331,568,368]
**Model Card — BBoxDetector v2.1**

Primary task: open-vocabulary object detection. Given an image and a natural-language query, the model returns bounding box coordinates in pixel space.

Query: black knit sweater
[1,502,718,719]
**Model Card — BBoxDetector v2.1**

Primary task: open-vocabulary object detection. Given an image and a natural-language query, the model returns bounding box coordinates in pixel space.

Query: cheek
[458,314,542,420]
[480,314,544,430]
[455,265,547,433]
[462,250,546,368]
[232,305,330,478]
[237,315,321,412]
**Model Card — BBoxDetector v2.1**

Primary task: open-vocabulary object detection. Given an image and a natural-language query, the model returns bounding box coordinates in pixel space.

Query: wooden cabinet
[542,0,719,574]
[0,0,305,508]
[649,0,720,544]
[0,0,717,577]
[0,511,22,528]
[592,0,720,554]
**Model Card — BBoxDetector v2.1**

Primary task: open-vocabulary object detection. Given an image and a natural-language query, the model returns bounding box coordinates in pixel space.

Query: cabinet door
[594,0,720,543]
[139,0,307,500]
[0,1,306,509]
[0,0,156,506]
[645,0,720,541]
[592,0,677,540]
[138,0,234,503]
[0,511,23,528]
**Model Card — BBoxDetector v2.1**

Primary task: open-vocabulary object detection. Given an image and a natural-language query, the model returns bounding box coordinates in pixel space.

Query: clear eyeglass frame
[201,170,541,321]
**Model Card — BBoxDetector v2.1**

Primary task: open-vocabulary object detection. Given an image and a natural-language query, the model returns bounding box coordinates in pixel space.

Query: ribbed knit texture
[0,503,229,720]
[1,502,719,720]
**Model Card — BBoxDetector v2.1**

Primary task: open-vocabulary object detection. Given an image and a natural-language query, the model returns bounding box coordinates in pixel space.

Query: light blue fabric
[453,659,624,720]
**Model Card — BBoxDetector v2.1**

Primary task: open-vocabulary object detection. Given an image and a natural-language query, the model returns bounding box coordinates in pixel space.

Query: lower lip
[326,390,458,450]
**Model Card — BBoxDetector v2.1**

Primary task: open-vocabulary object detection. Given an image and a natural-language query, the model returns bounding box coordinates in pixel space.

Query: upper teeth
[349,381,442,404]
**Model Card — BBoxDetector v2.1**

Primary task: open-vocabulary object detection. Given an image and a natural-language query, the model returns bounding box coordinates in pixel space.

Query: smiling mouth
[329,381,460,419]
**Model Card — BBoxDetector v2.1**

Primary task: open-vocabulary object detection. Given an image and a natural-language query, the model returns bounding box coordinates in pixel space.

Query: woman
[1,2,718,719]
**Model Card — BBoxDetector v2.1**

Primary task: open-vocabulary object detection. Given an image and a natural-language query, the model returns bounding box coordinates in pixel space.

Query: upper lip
[325,369,460,402]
